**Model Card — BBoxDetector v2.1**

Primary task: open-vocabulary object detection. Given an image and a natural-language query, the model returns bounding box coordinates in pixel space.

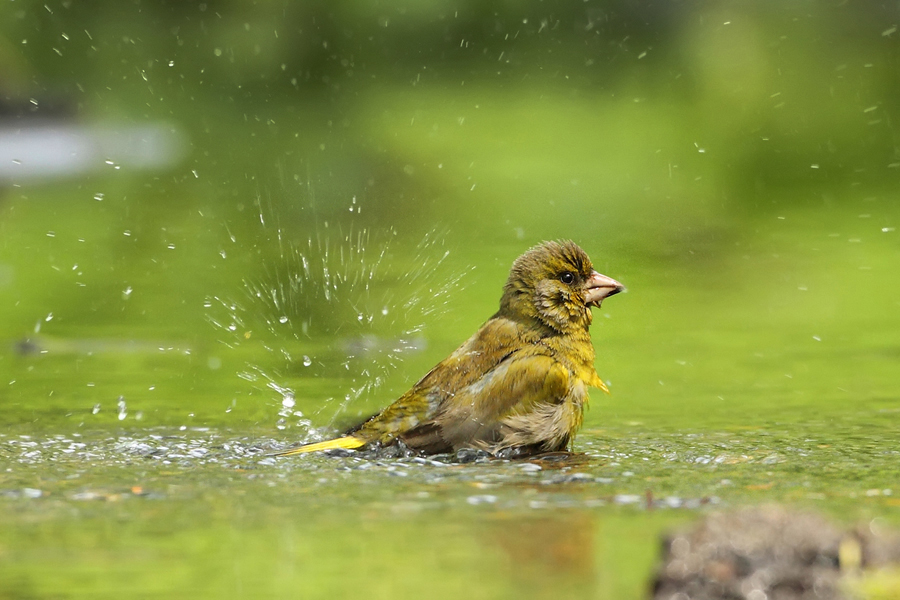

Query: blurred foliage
[0,0,898,422]
[1,0,898,193]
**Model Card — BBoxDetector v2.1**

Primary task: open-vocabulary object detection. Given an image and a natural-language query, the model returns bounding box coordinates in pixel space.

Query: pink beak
[584,271,625,308]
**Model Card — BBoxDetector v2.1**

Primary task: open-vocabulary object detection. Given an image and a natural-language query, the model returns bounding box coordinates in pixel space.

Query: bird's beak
[584,271,625,308]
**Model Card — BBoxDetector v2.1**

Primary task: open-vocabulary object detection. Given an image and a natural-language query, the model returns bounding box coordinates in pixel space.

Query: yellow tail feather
[274,436,365,457]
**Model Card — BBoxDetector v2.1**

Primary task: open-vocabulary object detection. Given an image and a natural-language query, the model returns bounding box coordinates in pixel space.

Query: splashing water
[206,210,471,439]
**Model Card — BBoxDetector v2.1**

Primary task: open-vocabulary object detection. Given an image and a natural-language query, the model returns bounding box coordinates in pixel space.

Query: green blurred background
[1,2,898,599]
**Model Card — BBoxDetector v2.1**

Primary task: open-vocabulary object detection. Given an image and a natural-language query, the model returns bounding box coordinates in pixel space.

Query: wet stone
[543,472,594,484]
[323,448,355,458]
[412,456,450,467]
[454,448,491,463]
[466,494,498,505]
[651,506,900,600]
[518,463,542,472]
[352,441,418,460]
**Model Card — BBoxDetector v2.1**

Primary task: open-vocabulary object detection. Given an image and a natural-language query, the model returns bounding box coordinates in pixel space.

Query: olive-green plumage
[276,240,624,457]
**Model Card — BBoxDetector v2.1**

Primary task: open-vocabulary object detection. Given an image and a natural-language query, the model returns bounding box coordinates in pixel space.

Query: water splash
[206,213,471,438]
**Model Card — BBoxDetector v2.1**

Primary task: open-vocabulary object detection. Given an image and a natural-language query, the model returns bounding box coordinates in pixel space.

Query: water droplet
[94,193,104,201]
[279,316,288,324]
[302,355,312,367]
[122,286,133,300]
[116,396,127,421]
[92,404,101,415]
[281,394,295,409]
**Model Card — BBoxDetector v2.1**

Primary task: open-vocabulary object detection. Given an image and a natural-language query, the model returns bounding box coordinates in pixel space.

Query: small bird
[276,240,624,457]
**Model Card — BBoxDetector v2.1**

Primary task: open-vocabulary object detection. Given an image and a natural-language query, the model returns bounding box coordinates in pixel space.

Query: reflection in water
[489,512,596,598]
[12,335,189,357]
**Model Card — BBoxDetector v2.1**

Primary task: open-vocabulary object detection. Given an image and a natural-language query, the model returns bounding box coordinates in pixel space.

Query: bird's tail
[273,436,365,457]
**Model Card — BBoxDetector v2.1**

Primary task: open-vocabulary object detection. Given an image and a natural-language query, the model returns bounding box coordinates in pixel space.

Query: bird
[275,240,624,458]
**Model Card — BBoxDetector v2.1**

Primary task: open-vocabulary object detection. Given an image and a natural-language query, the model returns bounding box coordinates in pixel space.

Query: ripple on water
[4,427,892,513]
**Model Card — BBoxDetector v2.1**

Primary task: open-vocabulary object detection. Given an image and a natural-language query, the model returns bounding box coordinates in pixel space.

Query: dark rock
[651,506,900,600]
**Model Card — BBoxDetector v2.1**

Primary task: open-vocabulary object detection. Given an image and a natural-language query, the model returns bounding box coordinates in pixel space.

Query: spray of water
[206,199,471,440]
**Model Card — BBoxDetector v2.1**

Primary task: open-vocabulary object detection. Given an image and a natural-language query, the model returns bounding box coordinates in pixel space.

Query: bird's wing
[402,348,569,452]
[358,315,533,448]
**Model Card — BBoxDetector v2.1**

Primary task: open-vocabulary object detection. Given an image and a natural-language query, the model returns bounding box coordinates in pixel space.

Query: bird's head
[500,240,624,333]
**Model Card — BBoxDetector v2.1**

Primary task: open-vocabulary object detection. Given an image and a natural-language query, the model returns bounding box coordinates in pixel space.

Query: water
[1,421,895,598]
[1,3,900,599]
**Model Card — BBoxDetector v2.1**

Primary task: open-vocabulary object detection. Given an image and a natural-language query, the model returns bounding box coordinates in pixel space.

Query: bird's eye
[560,272,575,285]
